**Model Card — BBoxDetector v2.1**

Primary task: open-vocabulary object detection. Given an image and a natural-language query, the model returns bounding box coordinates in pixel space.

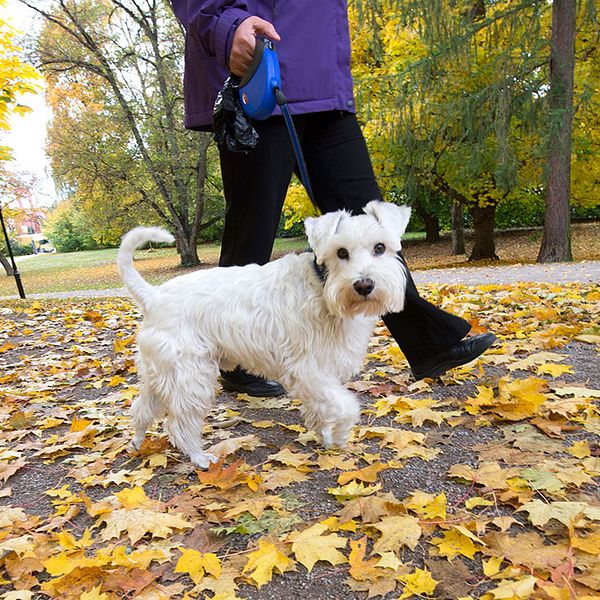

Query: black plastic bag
[213,76,258,153]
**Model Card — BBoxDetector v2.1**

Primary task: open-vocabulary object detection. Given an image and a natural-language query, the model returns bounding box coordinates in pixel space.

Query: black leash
[272,88,319,213]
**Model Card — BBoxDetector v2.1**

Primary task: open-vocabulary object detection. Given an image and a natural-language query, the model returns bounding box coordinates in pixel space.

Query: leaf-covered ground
[1,282,599,600]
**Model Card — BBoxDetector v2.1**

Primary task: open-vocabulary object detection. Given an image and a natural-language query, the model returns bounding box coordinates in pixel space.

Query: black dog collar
[310,252,327,284]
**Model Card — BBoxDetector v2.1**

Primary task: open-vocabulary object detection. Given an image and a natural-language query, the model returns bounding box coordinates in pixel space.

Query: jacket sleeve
[171,0,251,68]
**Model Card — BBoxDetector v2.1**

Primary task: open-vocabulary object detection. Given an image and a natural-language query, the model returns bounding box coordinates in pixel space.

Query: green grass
[0,237,311,297]
[1,233,430,297]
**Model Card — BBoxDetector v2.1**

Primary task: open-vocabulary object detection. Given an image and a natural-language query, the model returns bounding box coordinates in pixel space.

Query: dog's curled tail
[118,227,175,311]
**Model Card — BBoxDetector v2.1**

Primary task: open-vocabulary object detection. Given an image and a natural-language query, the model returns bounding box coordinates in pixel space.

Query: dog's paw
[131,435,145,451]
[190,452,219,470]
[331,422,355,448]
[319,424,334,449]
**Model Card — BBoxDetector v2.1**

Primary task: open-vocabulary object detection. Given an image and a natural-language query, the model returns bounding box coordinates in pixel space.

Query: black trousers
[218,111,470,367]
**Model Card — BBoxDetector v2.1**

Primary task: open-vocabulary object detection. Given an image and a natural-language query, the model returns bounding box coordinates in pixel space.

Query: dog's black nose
[354,278,375,297]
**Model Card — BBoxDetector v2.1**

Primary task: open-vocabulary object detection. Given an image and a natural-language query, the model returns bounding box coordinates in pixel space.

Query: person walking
[170,1,496,396]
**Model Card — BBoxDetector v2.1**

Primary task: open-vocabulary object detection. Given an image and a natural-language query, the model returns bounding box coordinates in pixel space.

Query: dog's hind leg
[291,374,361,448]
[130,380,162,450]
[163,357,219,469]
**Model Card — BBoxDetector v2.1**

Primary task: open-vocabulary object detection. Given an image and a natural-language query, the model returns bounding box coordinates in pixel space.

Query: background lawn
[0,223,598,297]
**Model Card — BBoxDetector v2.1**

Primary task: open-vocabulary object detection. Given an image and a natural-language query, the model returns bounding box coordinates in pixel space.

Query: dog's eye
[373,243,386,255]
[337,248,349,260]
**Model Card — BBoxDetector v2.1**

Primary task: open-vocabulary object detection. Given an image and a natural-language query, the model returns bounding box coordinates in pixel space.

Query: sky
[4,0,57,207]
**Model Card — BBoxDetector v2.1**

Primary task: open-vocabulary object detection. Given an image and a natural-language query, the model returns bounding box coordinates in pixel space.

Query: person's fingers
[229,16,281,75]
[252,17,280,41]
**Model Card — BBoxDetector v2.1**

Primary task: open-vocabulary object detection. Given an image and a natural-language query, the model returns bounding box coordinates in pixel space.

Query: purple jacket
[170,0,355,130]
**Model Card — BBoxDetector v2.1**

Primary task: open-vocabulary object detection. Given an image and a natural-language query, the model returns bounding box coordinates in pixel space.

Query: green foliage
[45,199,101,253]
[341,0,598,240]
[212,510,303,537]
[0,237,32,256]
[35,0,223,265]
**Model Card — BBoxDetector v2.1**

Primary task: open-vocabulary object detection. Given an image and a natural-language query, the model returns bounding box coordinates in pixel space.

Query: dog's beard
[324,281,406,318]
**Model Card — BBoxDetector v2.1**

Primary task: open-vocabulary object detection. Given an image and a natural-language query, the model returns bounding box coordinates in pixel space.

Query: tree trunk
[423,213,440,243]
[469,204,498,261]
[0,253,14,276]
[177,233,199,267]
[537,0,576,263]
[451,202,465,255]
[413,197,441,242]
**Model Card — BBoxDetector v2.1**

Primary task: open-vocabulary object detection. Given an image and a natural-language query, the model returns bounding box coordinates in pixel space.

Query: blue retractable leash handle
[238,38,317,210]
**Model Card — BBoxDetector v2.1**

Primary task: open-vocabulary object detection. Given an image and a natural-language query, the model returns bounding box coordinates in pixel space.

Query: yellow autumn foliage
[0,0,40,160]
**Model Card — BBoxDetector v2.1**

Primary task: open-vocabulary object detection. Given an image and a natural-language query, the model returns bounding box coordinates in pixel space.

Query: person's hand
[229,16,280,76]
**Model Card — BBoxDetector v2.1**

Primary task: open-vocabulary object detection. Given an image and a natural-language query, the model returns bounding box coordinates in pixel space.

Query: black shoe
[220,367,285,397]
[411,333,497,380]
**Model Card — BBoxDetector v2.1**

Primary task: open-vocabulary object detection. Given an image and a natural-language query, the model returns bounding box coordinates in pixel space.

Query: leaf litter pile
[1,282,599,600]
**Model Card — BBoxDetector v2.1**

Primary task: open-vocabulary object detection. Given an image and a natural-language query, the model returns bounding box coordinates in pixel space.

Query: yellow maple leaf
[337,463,386,485]
[571,530,600,555]
[399,567,438,598]
[0,534,34,558]
[98,507,192,544]
[372,515,422,554]
[316,454,357,471]
[496,377,548,420]
[348,536,384,582]
[483,556,504,577]
[268,447,313,468]
[110,545,170,569]
[568,440,591,458]
[175,548,222,584]
[404,490,447,520]
[45,484,73,499]
[518,499,600,527]
[69,417,93,432]
[115,486,150,509]
[288,523,347,572]
[403,406,447,427]
[261,467,309,491]
[465,496,494,509]
[207,434,262,458]
[431,528,478,559]
[465,385,495,414]
[320,516,357,532]
[113,336,134,353]
[43,550,86,577]
[55,529,93,550]
[536,363,573,377]
[108,375,126,387]
[327,481,381,501]
[1,591,34,599]
[467,378,548,420]
[223,495,283,520]
[242,538,294,588]
[487,575,537,599]
[80,586,109,600]
[375,551,402,570]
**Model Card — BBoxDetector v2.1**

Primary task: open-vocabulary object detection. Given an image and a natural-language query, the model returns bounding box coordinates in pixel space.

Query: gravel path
[1,260,598,300]
[411,259,600,286]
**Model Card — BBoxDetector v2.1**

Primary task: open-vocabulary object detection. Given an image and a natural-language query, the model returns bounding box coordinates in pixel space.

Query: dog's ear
[363,200,411,242]
[305,210,348,257]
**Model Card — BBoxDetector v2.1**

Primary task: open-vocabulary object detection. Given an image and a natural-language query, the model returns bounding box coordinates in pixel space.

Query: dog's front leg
[291,375,360,448]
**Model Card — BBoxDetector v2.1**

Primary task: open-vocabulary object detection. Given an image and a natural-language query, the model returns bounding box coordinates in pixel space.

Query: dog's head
[305,200,411,318]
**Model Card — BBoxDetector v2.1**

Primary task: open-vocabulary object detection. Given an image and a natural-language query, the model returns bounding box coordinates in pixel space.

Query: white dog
[118,200,411,468]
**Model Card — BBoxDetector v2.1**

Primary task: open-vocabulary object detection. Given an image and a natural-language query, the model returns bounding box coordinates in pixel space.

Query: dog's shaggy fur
[118,200,411,468]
